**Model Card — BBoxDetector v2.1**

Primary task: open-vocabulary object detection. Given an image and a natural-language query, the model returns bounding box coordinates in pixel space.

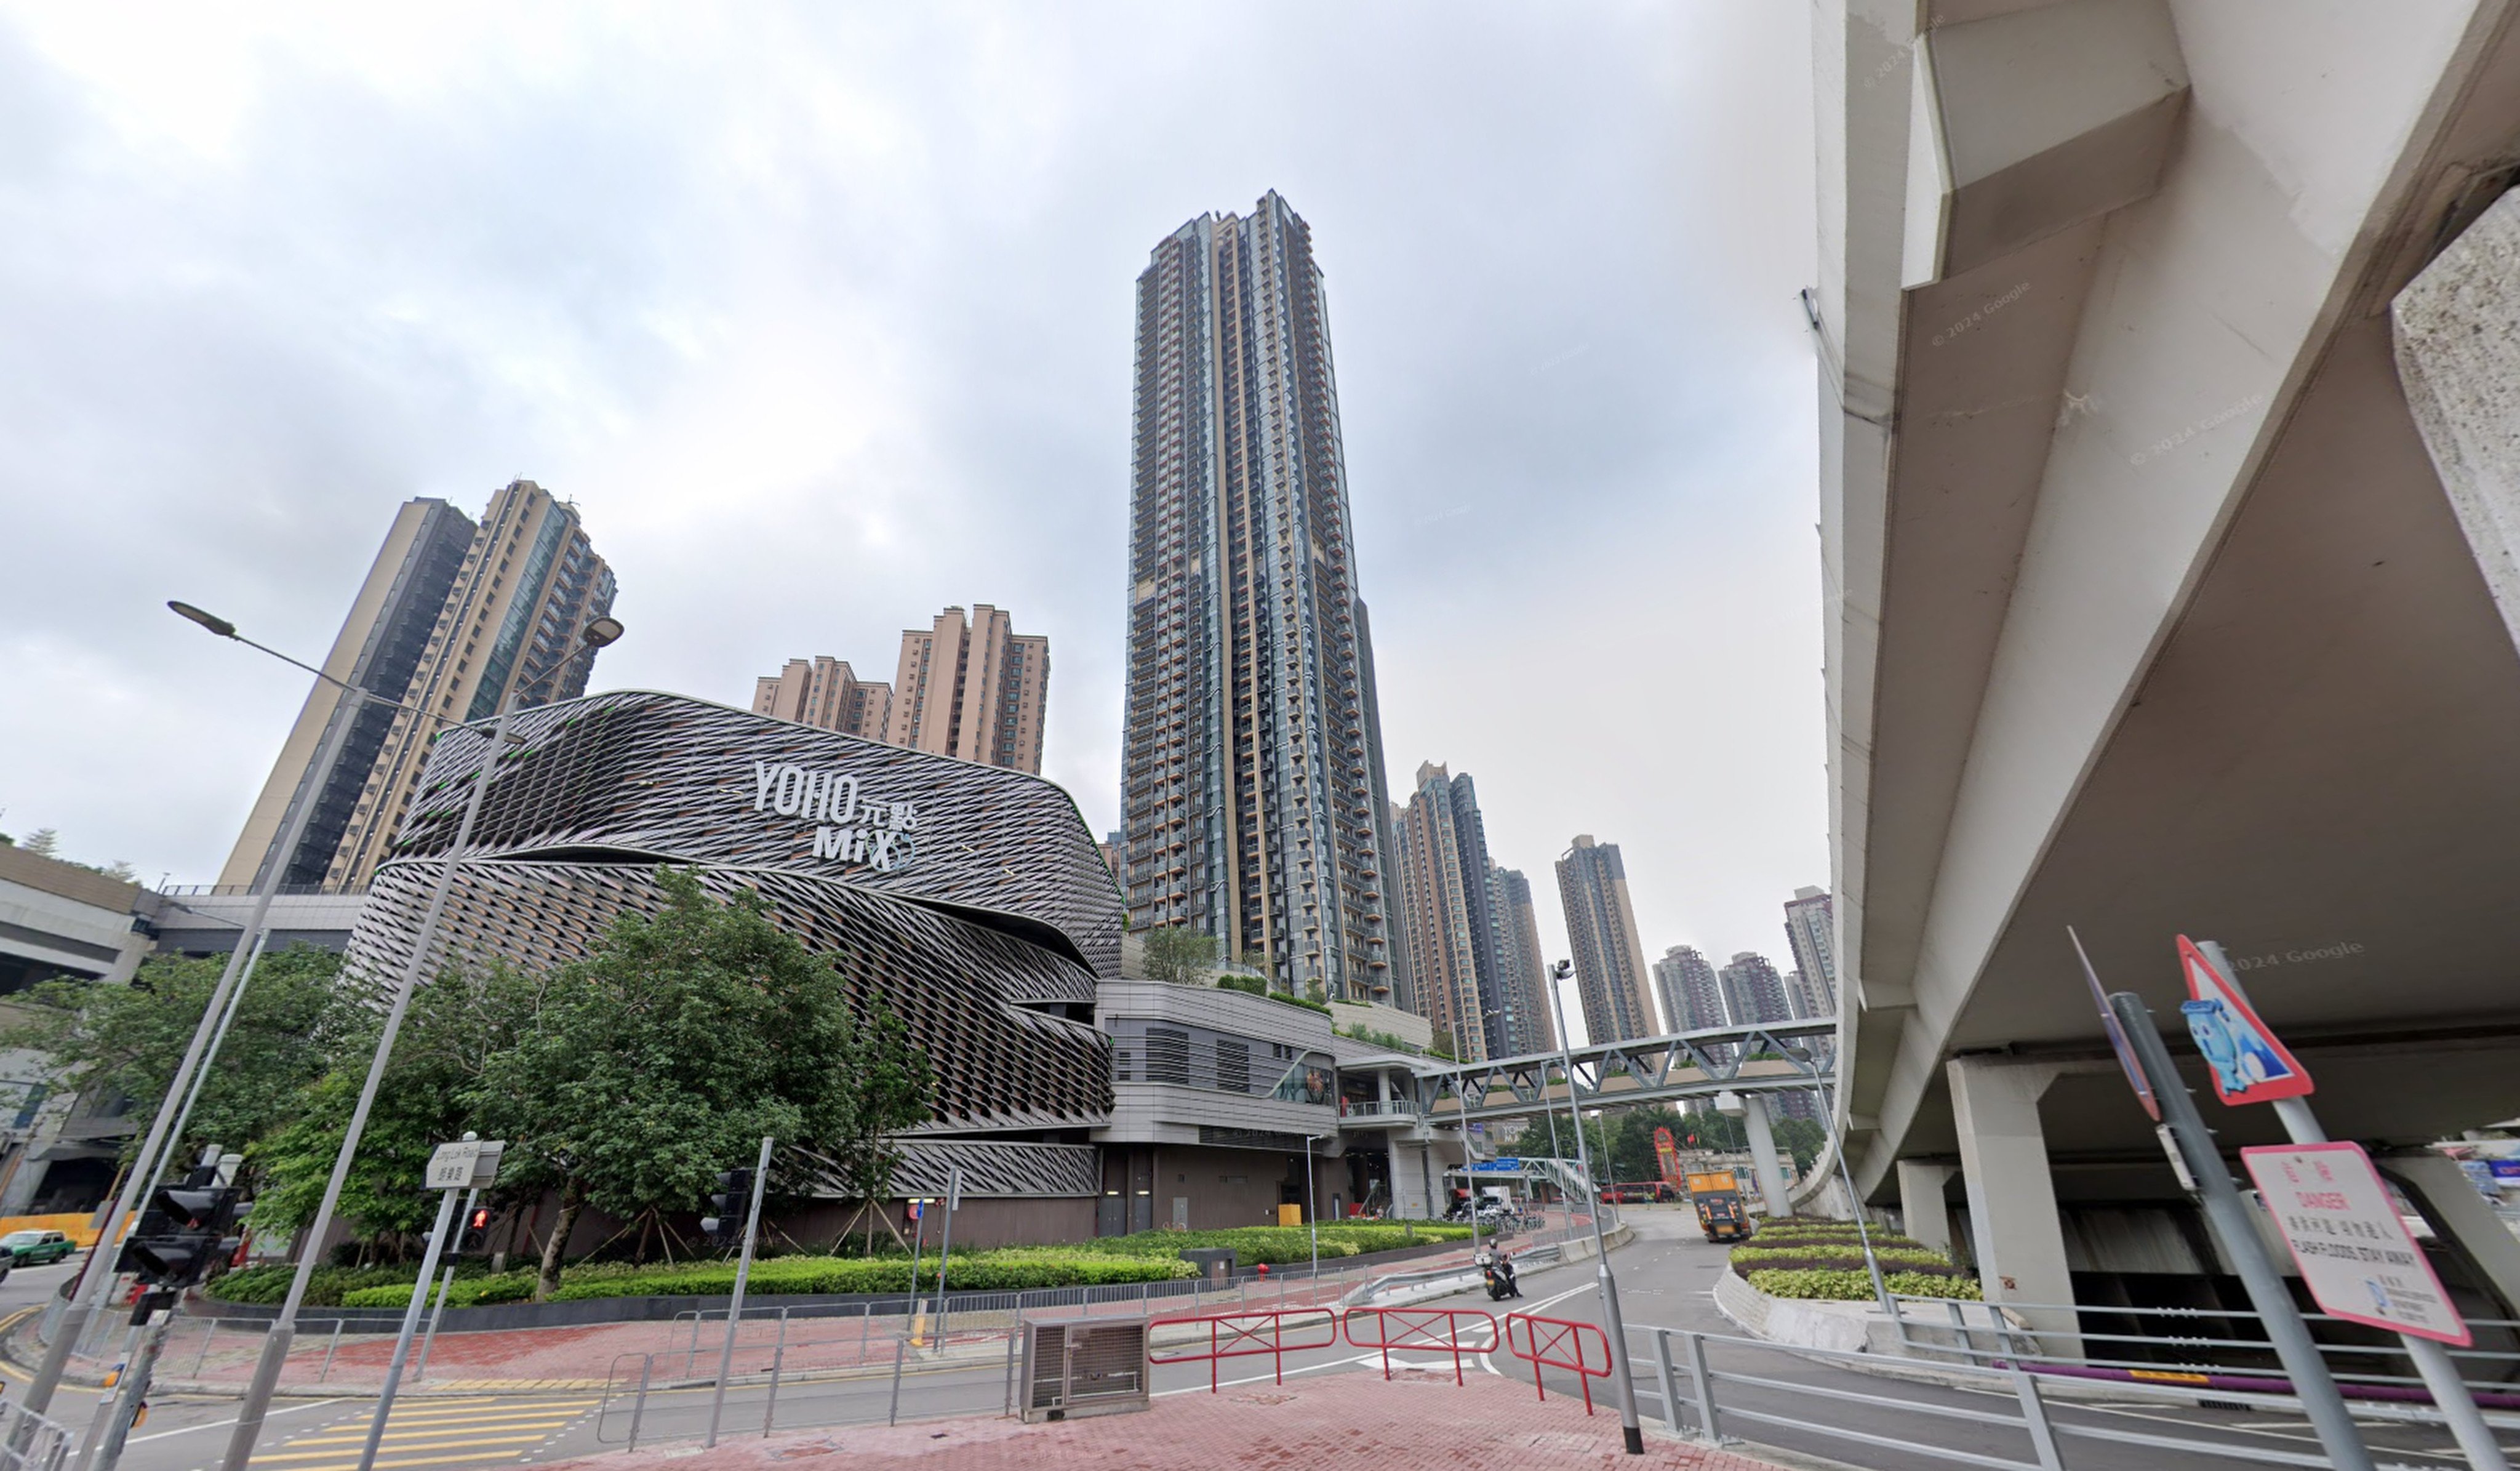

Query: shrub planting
[1746,1269,1982,1301]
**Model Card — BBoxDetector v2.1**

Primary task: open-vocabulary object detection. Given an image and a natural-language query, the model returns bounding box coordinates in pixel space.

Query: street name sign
[2179,935,2311,1105]
[2242,1142,2469,1346]
[424,1139,506,1190]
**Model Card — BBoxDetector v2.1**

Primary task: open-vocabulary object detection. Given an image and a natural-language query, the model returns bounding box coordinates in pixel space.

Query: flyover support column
[1947,1057,2081,1357]
[1896,1160,1957,1257]
[2377,1151,2520,1320]
[1742,1095,1793,1218]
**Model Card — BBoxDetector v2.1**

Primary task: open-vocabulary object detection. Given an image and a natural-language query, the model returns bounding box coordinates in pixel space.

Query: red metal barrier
[1503,1312,1612,1413]
[1342,1307,1499,1385]
[1148,1309,1342,1393]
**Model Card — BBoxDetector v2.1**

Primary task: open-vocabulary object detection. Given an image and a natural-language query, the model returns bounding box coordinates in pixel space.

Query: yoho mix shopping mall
[125,692,1475,1248]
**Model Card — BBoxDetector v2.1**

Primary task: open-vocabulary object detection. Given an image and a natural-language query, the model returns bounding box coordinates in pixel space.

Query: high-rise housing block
[1554,835,1657,1042]
[1119,191,1395,1001]
[221,480,615,892]
[1652,944,1728,1031]
[884,605,1048,774]
[1492,867,1556,1056]
[1782,885,1838,1018]
[752,656,892,740]
[1718,950,1794,1026]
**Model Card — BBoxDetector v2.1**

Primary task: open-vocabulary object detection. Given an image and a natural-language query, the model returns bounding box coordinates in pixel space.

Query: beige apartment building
[220,479,616,891]
[1554,834,1658,1043]
[752,604,1047,774]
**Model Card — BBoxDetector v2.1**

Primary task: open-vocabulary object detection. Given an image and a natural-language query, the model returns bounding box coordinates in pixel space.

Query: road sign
[2243,1142,2469,1346]
[2178,936,2311,1104]
[423,1140,505,1190]
[2070,928,2157,1120]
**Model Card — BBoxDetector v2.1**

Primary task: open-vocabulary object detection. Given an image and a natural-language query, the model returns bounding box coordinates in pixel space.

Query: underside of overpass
[1815,0,2520,1325]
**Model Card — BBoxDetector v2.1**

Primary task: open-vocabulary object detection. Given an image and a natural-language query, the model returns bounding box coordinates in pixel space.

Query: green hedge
[1082,1223,1467,1265]
[1729,1244,1953,1270]
[208,1265,423,1307]
[1748,1269,1983,1302]
[1212,976,1331,1014]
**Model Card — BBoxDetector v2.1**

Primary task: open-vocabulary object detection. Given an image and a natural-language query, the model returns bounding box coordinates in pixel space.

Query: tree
[253,958,548,1253]
[474,868,930,1298]
[0,945,362,1169]
[22,828,58,859]
[1140,925,1217,984]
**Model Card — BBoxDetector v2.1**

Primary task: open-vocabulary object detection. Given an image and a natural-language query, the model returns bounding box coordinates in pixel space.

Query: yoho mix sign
[750,760,918,872]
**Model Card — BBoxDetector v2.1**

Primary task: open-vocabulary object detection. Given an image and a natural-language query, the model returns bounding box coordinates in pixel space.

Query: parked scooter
[1479,1249,1522,1301]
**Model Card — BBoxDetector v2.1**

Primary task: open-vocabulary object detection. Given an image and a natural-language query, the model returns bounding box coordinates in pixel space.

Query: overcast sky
[0,2,1822,1044]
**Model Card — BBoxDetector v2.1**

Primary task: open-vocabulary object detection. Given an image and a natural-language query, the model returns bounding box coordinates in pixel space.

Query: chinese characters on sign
[2241,1141,2469,1345]
[750,760,918,872]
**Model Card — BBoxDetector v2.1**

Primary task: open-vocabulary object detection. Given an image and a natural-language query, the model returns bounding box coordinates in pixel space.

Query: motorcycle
[1479,1251,1522,1301]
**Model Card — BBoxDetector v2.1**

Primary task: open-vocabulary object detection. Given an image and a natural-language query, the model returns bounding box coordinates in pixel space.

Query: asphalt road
[12,1219,2514,1471]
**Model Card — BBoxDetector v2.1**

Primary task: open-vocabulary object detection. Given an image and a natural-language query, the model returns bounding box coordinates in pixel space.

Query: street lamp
[213,612,621,1471]
[20,604,404,1432]
[1546,959,1644,1456]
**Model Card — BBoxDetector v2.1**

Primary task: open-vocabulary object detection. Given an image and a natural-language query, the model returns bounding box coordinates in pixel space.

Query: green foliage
[475,869,930,1226]
[1212,975,1330,1015]
[1335,1026,1427,1056]
[1140,926,1219,984]
[0,945,362,1169]
[206,1264,418,1307]
[546,1250,1191,1301]
[1747,1268,1982,1301]
[1082,1222,1468,1265]
[254,958,548,1243]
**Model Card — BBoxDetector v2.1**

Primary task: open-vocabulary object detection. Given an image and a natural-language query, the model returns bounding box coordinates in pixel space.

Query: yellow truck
[1684,1171,1755,1242]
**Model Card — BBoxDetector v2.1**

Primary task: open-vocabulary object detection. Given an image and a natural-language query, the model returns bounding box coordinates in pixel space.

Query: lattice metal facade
[345,690,1119,1135]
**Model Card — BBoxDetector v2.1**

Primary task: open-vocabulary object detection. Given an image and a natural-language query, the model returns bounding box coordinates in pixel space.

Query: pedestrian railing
[1883,1292,2520,1407]
[1641,1323,2520,1471]
[1504,1312,1612,1414]
[1342,1307,1497,1384]
[0,1397,74,1471]
[1146,1309,1342,1392]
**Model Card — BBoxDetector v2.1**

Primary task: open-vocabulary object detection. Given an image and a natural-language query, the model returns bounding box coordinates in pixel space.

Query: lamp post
[219,614,621,1471]
[18,604,382,1428]
[1547,960,1644,1456]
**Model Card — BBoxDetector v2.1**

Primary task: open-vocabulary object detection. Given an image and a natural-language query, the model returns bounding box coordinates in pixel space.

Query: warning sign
[2242,1142,2469,1346]
[2178,936,2311,1105]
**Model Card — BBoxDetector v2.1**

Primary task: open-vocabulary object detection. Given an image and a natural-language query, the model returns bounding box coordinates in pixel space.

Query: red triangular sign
[2177,936,2313,1104]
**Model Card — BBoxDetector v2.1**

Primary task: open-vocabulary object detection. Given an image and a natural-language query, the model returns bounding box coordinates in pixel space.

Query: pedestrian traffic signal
[455,1204,494,1256]
[702,1168,753,1243]
[118,1184,242,1288]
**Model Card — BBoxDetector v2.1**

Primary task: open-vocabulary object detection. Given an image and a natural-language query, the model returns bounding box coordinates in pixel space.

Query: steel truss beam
[1411,1018,1838,1122]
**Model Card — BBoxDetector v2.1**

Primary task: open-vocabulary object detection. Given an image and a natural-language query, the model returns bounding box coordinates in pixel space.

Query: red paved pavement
[531,1366,1789,1470]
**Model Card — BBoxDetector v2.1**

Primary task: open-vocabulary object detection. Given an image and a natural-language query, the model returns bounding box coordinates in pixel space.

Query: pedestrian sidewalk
[528,1363,1793,1471]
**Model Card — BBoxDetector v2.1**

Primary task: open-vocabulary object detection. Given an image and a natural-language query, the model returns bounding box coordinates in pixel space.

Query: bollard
[318,1321,344,1384]
[860,1301,873,1360]
[887,1336,908,1426]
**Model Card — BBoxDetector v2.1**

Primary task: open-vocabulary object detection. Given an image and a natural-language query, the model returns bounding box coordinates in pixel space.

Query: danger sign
[2178,936,2311,1105]
[2242,1142,2468,1346]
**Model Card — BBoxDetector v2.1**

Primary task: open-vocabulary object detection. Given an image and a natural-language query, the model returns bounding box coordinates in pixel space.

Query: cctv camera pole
[28,681,372,1431]
[705,1136,774,1449]
[224,620,618,1471]
[1548,960,1644,1455]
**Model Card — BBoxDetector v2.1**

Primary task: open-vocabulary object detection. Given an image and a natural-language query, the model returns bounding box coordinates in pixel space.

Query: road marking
[127,1399,355,1445]
[254,1395,598,1471]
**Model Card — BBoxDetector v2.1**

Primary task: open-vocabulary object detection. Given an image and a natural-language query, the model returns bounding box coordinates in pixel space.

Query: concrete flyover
[1814,0,2520,1336]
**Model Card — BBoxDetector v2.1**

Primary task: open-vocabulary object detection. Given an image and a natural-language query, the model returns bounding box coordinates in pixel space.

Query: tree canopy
[0,945,362,1167]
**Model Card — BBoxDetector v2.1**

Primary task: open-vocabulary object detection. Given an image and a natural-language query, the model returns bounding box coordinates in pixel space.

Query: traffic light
[454,1204,494,1257]
[702,1168,753,1245]
[118,1183,242,1289]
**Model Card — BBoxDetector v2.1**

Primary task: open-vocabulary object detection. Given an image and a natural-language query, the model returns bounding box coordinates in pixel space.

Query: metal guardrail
[1883,1292,2520,1408]
[0,1398,74,1471]
[1644,1322,2520,1471]
[1506,1312,1612,1414]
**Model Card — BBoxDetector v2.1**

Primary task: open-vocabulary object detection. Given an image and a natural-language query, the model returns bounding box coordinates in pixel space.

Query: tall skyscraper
[1554,835,1657,1042]
[1394,765,1487,1057]
[222,480,615,891]
[1718,951,1794,1025]
[890,606,1049,773]
[1652,944,1728,1032]
[1119,191,1395,1001]
[1782,885,1839,1018]
[752,656,892,740]
[1492,866,1556,1055]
